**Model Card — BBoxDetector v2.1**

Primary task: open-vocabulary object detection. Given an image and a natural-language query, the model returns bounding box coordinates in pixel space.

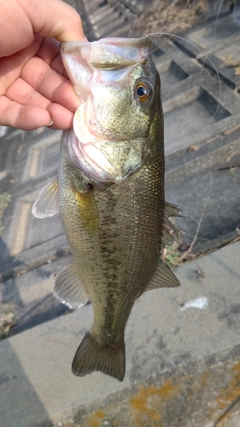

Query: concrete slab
[94,15,128,39]
[0,128,62,275]
[0,255,72,335]
[166,127,240,252]
[92,11,123,32]
[199,42,240,91]
[154,47,240,155]
[1,241,240,426]
[174,12,240,58]
[89,6,116,25]
[108,0,147,15]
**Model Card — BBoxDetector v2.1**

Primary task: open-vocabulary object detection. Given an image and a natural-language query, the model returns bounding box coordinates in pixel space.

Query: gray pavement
[0,1,240,426]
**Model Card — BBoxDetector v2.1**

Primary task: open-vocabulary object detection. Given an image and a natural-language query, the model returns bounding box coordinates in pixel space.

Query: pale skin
[0,0,85,130]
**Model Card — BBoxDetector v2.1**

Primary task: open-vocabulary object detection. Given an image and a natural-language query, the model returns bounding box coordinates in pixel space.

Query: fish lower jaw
[71,140,132,185]
[79,145,123,184]
[66,129,144,185]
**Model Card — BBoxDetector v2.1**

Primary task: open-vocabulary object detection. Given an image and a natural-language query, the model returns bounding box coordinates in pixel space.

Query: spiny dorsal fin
[145,260,180,290]
[32,179,59,219]
[53,260,90,310]
[161,201,182,249]
[164,201,182,218]
[72,330,125,382]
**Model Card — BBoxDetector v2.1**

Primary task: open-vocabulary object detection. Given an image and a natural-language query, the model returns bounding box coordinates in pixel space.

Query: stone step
[80,0,146,40]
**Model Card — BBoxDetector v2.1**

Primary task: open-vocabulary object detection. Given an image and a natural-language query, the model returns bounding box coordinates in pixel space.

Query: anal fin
[54,260,89,310]
[146,260,180,291]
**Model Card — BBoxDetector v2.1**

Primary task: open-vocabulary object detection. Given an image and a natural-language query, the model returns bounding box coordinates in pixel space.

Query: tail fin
[72,331,125,382]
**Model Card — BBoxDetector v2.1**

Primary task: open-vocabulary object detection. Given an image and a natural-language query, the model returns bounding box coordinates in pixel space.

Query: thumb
[21,0,84,42]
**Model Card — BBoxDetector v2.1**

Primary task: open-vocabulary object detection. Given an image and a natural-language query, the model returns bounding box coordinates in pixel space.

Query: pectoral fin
[32,179,59,218]
[54,260,90,310]
[146,260,180,290]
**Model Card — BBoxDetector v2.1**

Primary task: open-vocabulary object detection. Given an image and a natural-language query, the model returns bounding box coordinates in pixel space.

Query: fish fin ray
[164,201,182,218]
[53,260,89,310]
[146,260,180,290]
[72,331,125,381]
[32,179,59,219]
[161,201,182,249]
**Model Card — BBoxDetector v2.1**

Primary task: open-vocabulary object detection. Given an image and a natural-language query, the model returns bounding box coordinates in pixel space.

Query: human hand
[0,0,84,130]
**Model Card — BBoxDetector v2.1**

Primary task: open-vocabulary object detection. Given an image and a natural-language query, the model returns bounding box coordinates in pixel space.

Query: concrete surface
[1,241,240,426]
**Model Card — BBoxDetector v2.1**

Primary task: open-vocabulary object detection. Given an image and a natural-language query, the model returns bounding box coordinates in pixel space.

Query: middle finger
[21,56,80,111]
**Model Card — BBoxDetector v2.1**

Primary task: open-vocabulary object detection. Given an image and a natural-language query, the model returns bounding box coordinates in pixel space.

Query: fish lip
[60,37,152,73]
[61,37,151,51]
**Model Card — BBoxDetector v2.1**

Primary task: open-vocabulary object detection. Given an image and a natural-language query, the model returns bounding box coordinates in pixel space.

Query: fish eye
[135,81,152,103]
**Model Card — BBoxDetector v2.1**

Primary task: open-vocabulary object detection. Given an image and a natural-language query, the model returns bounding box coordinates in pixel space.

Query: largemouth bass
[32,37,181,382]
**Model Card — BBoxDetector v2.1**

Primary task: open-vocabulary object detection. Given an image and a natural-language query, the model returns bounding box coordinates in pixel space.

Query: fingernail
[45,120,54,127]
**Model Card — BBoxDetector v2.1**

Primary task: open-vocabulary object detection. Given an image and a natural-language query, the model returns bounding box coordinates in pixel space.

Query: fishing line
[145,32,221,121]
[200,0,225,75]
[213,0,225,41]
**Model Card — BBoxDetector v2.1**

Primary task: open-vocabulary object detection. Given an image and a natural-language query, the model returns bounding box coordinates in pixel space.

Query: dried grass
[222,56,240,75]
[0,310,15,339]
[129,0,208,37]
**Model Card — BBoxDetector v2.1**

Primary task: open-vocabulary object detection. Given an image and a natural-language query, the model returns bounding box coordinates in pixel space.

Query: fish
[32,36,181,382]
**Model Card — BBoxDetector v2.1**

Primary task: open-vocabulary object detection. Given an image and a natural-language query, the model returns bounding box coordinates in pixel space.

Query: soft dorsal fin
[145,260,180,291]
[53,260,90,310]
[32,179,59,219]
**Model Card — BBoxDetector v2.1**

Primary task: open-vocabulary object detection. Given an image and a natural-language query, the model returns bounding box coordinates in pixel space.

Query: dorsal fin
[161,201,182,250]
